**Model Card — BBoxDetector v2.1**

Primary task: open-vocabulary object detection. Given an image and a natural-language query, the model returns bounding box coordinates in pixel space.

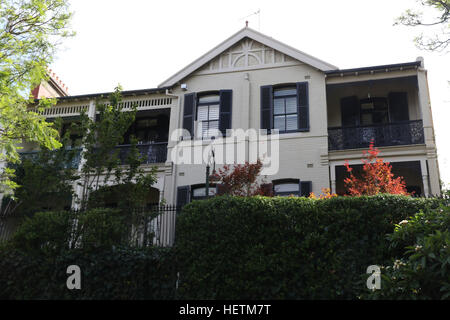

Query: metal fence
[328,120,425,151]
[0,204,181,247]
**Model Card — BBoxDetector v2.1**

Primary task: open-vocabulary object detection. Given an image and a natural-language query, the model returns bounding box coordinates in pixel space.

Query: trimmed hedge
[0,246,177,300]
[175,195,444,299]
[365,205,450,299]
[0,208,177,300]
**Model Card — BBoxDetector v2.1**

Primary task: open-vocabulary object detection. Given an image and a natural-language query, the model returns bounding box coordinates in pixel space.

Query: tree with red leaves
[344,141,409,196]
[212,159,273,196]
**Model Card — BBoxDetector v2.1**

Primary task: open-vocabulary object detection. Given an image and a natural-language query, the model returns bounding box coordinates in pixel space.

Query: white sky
[51,0,450,186]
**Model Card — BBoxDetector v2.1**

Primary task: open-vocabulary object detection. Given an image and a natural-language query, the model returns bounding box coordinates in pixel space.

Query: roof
[158,27,338,87]
[47,86,171,102]
[324,61,422,77]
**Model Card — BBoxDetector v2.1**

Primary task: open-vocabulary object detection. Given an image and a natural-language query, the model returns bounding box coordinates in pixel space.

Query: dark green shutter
[182,93,196,139]
[260,183,273,196]
[296,82,309,131]
[300,181,312,197]
[388,92,409,122]
[341,96,360,127]
[216,184,227,195]
[260,85,273,131]
[177,186,190,207]
[219,90,232,136]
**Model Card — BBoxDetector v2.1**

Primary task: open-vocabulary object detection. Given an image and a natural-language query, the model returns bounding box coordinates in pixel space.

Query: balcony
[19,148,82,169]
[328,120,425,151]
[115,142,168,164]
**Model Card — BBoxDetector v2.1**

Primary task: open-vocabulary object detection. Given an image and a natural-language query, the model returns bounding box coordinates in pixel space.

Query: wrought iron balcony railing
[115,142,168,164]
[19,148,82,169]
[328,120,425,151]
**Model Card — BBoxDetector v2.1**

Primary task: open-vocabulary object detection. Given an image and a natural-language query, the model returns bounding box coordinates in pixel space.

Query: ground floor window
[191,185,217,201]
[272,179,312,197]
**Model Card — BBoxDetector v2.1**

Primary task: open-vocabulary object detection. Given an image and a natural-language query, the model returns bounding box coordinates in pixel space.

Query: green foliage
[76,86,157,210]
[175,194,444,299]
[365,205,450,300]
[0,246,177,300]
[8,208,133,253]
[7,210,74,254]
[1,125,79,217]
[0,0,74,193]
[396,0,450,51]
[0,206,177,299]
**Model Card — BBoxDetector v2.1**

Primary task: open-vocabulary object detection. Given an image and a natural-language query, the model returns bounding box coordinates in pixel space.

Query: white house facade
[1,27,442,212]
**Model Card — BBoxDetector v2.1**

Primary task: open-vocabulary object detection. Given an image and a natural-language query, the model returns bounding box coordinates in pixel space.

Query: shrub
[175,194,444,299]
[0,246,177,300]
[8,208,131,253]
[365,205,450,299]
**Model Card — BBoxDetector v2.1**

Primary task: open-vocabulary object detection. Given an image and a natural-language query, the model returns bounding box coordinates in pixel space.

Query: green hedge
[175,195,444,299]
[0,208,177,300]
[365,205,450,299]
[0,246,177,300]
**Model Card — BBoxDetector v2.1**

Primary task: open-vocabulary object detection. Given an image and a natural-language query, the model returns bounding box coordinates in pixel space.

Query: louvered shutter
[388,92,409,122]
[296,82,309,131]
[182,93,196,139]
[341,96,360,127]
[219,90,232,136]
[177,186,190,207]
[260,183,274,196]
[300,181,312,197]
[260,85,273,132]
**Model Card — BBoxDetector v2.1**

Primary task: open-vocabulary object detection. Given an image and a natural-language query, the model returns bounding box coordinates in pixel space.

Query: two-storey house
[2,27,441,216]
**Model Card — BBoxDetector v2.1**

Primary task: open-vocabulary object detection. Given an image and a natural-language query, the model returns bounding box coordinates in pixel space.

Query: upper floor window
[197,94,220,139]
[182,90,232,140]
[261,82,309,133]
[273,87,298,132]
[340,92,409,128]
[359,97,388,126]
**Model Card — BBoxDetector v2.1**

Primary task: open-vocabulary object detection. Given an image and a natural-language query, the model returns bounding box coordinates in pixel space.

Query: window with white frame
[273,87,298,132]
[197,94,220,138]
[274,182,300,196]
[191,185,217,200]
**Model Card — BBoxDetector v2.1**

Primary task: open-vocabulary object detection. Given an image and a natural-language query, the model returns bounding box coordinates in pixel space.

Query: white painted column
[416,68,436,148]
[420,159,430,196]
[166,95,181,205]
[72,99,96,209]
[330,163,336,194]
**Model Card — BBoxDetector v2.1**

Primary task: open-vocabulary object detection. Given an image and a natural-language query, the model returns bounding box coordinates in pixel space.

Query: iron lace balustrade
[18,148,82,169]
[115,142,168,164]
[328,120,425,151]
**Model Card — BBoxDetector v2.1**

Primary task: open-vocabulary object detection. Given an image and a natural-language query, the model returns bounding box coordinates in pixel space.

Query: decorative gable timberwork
[196,37,297,74]
[159,27,337,87]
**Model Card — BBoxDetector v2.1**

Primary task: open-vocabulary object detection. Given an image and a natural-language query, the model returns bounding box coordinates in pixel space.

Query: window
[183,91,232,140]
[260,82,309,133]
[273,87,298,132]
[196,94,220,139]
[273,179,312,197]
[191,185,216,201]
[123,114,170,144]
[61,122,82,148]
[359,97,388,126]
[274,182,300,196]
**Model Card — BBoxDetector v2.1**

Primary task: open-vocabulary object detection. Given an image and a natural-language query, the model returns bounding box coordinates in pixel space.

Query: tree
[396,0,450,51]
[213,159,273,196]
[77,86,157,210]
[0,0,74,194]
[344,141,409,196]
[0,121,79,217]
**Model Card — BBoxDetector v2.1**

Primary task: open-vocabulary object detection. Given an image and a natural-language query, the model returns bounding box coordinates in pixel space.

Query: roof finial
[245,20,248,28]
